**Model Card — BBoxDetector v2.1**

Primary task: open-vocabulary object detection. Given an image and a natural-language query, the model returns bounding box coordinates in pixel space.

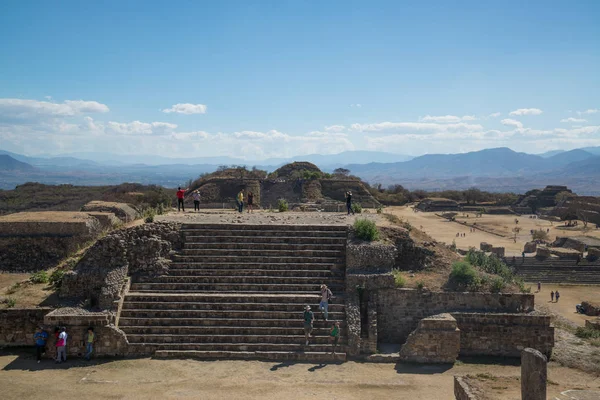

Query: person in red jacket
[176,187,188,212]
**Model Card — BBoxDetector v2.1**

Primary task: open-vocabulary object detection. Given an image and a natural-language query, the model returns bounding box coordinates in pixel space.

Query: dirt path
[1,352,599,400]
[387,206,600,256]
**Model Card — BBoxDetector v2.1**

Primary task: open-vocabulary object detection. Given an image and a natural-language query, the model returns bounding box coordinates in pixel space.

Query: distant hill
[0,155,35,171]
[538,150,565,158]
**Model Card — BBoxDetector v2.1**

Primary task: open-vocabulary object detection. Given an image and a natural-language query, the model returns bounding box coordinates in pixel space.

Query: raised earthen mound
[81,201,138,222]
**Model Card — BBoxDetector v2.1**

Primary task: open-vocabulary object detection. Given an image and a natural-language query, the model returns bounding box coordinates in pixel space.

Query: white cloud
[489,112,501,118]
[106,121,178,135]
[560,117,587,123]
[577,109,599,115]
[0,98,109,120]
[350,121,483,134]
[420,115,476,123]
[324,125,346,132]
[170,131,210,140]
[509,108,543,116]
[501,118,523,129]
[350,104,362,108]
[162,103,207,115]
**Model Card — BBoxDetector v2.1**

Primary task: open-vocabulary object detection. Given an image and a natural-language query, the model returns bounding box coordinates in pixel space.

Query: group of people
[303,284,340,354]
[235,190,254,213]
[33,326,95,363]
[176,187,202,212]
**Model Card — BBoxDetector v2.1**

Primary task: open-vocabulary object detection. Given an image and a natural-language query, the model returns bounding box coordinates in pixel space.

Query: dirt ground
[388,206,600,256]
[531,285,600,327]
[0,351,599,400]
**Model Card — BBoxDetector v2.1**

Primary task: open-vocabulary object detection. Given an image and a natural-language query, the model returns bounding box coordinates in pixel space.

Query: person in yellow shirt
[85,327,95,361]
[237,190,244,213]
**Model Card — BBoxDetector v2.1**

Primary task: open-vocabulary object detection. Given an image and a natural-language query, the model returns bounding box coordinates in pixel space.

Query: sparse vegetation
[376,206,383,214]
[353,218,379,241]
[391,270,406,288]
[532,230,549,241]
[416,280,425,290]
[5,297,16,308]
[277,198,289,212]
[49,269,66,288]
[351,202,362,214]
[448,261,478,290]
[30,270,49,284]
[6,282,21,295]
[490,276,505,293]
[575,326,600,340]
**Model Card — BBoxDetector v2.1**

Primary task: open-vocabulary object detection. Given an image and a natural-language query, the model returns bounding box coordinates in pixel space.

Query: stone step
[125,334,346,344]
[121,326,338,336]
[182,230,347,238]
[119,317,346,328]
[120,309,345,319]
[129,342,345,353]
[166,269,342,277]
[168,262,344,271]
[124,292,345,304]
[172,255,344,264]
[184,235,347,244]
[183,242,346,251]
[181,224,348,232]
[129,282,344,292]
[134,276,345,285]
[179,248,344,257]
[122,301,345,311]
[153,350,346,362]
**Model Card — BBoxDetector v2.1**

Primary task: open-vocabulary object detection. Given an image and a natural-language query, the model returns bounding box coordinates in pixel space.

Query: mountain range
[1,147,599,195]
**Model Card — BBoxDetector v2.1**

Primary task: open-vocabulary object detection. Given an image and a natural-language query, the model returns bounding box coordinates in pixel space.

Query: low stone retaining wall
[454,377,481,400]
[347,243,397,273]
[376,289,534,344]
[43,309,128,358]
[0,308,51,346]
[452,312,554,358]
[399,313,460,363]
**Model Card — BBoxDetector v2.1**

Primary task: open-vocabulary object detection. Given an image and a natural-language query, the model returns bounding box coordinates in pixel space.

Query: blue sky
[1,0,599,159]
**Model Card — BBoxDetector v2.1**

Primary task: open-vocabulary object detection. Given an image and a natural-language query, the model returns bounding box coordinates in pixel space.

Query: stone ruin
[416,197,461,212]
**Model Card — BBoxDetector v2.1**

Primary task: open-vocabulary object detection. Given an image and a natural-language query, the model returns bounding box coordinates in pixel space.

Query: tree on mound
[271,162,323,180]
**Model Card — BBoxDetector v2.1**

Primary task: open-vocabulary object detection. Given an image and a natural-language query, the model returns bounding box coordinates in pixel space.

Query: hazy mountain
[537,150,565,158]
[543,149,595,166]
[582,146,600,156]
[555,156,600,176]
[0,155,35,171]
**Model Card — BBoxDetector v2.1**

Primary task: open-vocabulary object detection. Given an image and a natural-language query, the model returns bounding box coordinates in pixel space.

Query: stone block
[588,247,600,261]
[346,243,397,273]
[524,241,537,253]
[399,313,460,363]
[536,246,551,258]
[480,242,493,252]
[490,246,505,258]
[521,348,547,400]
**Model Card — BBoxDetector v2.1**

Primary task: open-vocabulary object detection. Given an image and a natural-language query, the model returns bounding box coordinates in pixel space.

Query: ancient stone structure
[513,257,600,283]
[480,242,493,252]
[521,348,547,400]
[0,308,51,346]
[0,211,106,271]
[346,243,397,273]
[416,198,460,212]
[490,246,505,258]
[81,201,138,222]
[524,241,537,253]
[399,313,460,363]
[581,301,600,316]
[454,376,480,400]
[585,319,600,330]
[588,247,600,261]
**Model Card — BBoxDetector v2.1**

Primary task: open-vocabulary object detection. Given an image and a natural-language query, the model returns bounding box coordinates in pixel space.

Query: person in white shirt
[56,327,68,363]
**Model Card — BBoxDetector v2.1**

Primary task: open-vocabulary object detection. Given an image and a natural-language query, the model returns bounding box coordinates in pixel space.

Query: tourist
[192,190,201,212]
[346,191,354,215]
[550,291,555,302]
[56,326,68,363]
[330,321,340,354]
[303,305,314,345]
[537,282,541,292]
[85,327,95,361]
[247,191,254,213]
[576,254,581,265]
[522,251,525,262]
[237,190,244,213]
[319,284,333,321]
[33,326,48,363]
[555,290,560,302]
[176,187,187,212]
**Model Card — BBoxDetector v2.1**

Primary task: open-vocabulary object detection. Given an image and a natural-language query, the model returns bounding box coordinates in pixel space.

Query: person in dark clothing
[247,191,254,213]
[176,187,188,212]
[551,291,555,302]
[555,290,560,302]
[346,191,354,215]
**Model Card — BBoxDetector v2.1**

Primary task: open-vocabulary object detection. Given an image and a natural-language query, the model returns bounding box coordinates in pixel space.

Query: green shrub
[376,206,383,214]
[351,203,362,214]
[391,270,405,288]
[6,282,20,295]
[49,269,66,288]
[490,277,505,293]
[278,199,289,212]
[353,219,379,241]
[575,327,600,339]
[416,280,425,290]
[30,271,49,284]
[5,297,16,308]
[448,261,478,290]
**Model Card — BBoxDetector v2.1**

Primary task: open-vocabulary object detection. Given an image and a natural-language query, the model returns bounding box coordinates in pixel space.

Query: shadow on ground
[1,348,117,371]
[269,360,345,372]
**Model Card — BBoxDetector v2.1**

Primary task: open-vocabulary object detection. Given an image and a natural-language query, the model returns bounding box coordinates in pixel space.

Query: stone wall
[376,288,534,344]
[399,313,460,363]
[0,308,51,346]
[454,377,481,400]
[81,201,138,222]
[452,313,554,358]
[346,243,397,273]
[61,222,181,310]
[43,309,128,358]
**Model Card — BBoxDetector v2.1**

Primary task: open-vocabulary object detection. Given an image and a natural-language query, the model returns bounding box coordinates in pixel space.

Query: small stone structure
[416,198,460,212]
[524,241,537,253]
[585,319,600,330]
[549,247,581,260]
[480,242,493,252]
[81,201,138,222]
[521,348,547,400]
[581,301,600,316]
[454,376,480,400]
[0,308,51,346]
[490,246,505,258]
[536,246,551,258]
[399,313,460,363]
[588,247,600,261]
[0,211,106,271]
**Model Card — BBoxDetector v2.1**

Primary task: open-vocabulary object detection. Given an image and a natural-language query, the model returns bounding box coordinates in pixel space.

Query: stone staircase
[507,257,600,283]
[119,224,348,361]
